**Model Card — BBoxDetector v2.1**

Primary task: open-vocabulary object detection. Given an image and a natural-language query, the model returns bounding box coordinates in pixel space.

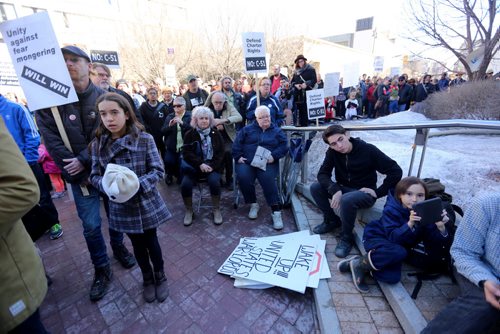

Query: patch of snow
[306,112,500,210]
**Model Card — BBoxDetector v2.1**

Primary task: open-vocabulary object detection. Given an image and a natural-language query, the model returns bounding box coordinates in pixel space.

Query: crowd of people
[0,45,498,333]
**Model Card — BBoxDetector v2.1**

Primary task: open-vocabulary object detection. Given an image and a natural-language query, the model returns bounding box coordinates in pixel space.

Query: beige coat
[0,117,46,332]
[204,91,242,142]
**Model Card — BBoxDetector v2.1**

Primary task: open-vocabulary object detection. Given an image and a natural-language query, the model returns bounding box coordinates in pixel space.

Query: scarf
[197,127,213,161]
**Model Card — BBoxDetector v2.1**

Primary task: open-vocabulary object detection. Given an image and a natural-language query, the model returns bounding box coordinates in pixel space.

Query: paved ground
[37,183,319,333]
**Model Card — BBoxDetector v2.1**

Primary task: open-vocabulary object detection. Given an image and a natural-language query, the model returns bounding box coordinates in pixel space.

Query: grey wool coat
[90,130,172,233]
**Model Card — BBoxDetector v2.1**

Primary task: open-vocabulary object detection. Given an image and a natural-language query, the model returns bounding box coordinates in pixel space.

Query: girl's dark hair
[394,176,428,203]
[322,124,346,144]
[94,92,144,139]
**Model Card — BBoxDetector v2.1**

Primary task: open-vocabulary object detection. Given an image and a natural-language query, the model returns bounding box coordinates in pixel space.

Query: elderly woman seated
[232,105,288,230]
[181,106,225,226]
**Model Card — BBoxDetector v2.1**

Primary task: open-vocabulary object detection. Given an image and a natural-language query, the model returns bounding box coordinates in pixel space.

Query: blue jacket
[363,190,451,250]
[232,122,287,163]
[0,95,40,164]
[246,94,284,126]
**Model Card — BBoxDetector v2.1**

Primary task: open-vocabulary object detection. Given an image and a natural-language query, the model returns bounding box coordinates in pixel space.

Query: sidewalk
[37,184,320,333]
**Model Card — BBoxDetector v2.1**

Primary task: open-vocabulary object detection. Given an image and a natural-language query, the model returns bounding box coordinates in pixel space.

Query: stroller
[280,131,315,207]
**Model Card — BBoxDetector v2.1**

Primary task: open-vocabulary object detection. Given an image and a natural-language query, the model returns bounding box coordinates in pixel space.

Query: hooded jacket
[317,137,402,198]
[0,118,46,332]
[0,95,40,164]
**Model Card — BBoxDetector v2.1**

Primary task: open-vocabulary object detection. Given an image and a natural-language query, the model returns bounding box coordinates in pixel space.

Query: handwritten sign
[219,231,323,293]
[306,89,325,120]
[242,32,267,73]
[0,12,77,110]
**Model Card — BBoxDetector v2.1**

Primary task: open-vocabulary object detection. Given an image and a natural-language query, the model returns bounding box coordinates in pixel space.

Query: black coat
[397,83,413,106]
[139,101,168,139]
[161,112,192,152]
[36,81,105,184]
[182,128,225,173]
[317,137,402,198]
[290,64,317,103]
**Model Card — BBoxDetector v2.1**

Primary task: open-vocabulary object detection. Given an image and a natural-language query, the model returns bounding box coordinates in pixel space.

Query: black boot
[349,252,375,293]
[143,272,156,303]
[154,271,169,302]
[113,245,136,269]
[89,264,112,301]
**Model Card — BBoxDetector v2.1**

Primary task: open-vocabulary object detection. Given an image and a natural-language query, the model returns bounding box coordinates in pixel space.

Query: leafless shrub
[420,80,500,120]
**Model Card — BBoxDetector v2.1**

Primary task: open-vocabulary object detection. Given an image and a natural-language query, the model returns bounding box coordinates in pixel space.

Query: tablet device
[412,197,443,227]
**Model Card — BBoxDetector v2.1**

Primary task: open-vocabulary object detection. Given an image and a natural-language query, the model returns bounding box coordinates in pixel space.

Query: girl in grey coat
[90,93,171,303]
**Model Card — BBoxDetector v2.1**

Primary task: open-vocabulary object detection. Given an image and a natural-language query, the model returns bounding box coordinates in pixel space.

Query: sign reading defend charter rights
[242,32,267,73]
[0,12,78,110]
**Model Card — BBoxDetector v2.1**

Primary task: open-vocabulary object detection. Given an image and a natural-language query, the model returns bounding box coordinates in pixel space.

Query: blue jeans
[236,162,280,207]
[180,171,221,197]
[310,182,376,240]
[9,309,48,334]
[389,100,399,113]
[101,193,126,250]
[71,184,109,268]
[164,149,181,178]
[422,272,500,333]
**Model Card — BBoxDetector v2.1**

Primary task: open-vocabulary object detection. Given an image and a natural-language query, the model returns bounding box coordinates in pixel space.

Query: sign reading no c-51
[89,50,120,68]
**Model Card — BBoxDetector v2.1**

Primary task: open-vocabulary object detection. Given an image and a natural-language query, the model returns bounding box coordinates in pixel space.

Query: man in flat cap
[36,45,135,302]
[182,74,209,112]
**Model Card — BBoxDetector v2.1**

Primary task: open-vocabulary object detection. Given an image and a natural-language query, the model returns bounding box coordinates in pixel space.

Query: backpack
[406,178,464,299]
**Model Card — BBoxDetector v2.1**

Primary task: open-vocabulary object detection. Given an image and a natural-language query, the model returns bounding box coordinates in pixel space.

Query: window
[356,17,373,32]
[0,2,17,22]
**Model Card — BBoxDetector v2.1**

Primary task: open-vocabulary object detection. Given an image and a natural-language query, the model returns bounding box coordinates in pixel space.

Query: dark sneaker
[337,255,360,273]
[165,174,173,185]
[113,245,136,269]
[350,257,370,293]
[49,223,63,240]
[313,218,341,234]
[89,265,112,302]
[335,238,353,258]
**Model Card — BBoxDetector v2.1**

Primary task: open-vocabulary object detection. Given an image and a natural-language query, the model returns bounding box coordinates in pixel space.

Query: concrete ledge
[291,193,341,334]
[295,183,428,334]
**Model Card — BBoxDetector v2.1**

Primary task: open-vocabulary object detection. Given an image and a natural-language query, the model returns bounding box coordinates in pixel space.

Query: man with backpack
[423,193,500,333]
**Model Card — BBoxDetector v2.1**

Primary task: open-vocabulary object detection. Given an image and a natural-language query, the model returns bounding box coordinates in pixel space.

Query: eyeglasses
[173,105,183,108]
[98,73,110,78]
[257,115,270,119]
[213,101,224,104]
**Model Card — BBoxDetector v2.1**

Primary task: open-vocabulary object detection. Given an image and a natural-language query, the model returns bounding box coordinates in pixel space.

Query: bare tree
[405,0,499,80]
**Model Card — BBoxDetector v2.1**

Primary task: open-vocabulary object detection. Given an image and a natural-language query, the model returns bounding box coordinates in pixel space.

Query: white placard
[164,64,176,86]
[306,89,325,120]
[242,32,267,74]
[324,72,340,97]
[373,56,384,72]
[0,12,78,110]
[219,231,319,293]
[343,61,360,88]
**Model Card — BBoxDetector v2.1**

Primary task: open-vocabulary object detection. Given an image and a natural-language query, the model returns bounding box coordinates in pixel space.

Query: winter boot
[154,271,169,302]
[142,271,156,303]
[212,195,223,225]
[89,264,113,302]
[271,211,284,230]
[337,255,360,273]
[183,197,193,226]
[349,251,376,293]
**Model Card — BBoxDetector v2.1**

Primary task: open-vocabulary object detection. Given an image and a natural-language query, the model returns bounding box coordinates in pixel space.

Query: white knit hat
[102,163,140,203]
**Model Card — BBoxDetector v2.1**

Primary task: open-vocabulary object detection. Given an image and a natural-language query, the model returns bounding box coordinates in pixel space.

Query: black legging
[127,228,164,274]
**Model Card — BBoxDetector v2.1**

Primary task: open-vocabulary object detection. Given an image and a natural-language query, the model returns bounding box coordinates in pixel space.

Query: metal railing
[281,119,500,182]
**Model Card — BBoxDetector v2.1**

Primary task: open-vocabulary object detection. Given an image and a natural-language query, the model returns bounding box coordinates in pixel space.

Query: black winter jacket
[139,101,168,139]
[161,112,192,152]
[317,137,402,198]
[36,81,105,184]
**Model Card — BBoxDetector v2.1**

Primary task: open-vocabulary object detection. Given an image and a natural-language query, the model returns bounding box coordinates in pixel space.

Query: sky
[306,111,500,211]
[189,0,402,39]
